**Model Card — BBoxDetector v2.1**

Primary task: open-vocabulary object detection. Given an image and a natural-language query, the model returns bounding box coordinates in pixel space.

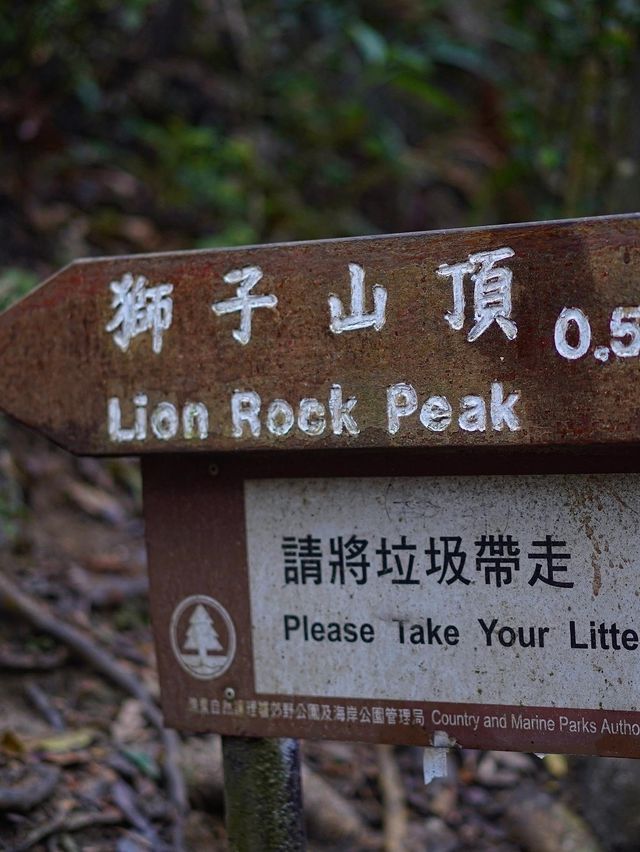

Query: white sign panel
[245,475,640,712]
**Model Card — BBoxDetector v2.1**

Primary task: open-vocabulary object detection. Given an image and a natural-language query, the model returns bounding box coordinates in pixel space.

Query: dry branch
[0,764,60,812]
[502,783,602,852]
[15,806,123,851]
[0,569,187,851]
[24,681,65,730]
[377,744,408,852]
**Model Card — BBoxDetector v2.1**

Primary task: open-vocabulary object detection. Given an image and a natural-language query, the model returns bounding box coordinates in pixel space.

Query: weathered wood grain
[1,213,639,455]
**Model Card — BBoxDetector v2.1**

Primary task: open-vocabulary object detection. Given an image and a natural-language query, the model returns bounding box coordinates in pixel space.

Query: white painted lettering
[459,395,486,431]
[554,307,591,360]
[108,395,211,443]
[182,402,209,440]
[437,259,474,331]
[133,393,148,440]
[329,263,386,333]
[108,397,136,442]
[151,402,179,440]
[419,396,452,432]
[329,384,359,436]
[610,307,640,357]
[105,273,173,354]
[212,266,277,345]
[438,246,517,342]
[387,383,417,434]
[490,382,520,431]
[267,399,295,436]
[385,383,521,435]
[298,399,326,436]
[231,390,261,438]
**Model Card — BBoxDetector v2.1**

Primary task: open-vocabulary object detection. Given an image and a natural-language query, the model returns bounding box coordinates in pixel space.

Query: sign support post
[221,735,305,851]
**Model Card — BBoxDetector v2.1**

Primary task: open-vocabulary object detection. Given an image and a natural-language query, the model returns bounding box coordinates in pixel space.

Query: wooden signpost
[2,212,640,847]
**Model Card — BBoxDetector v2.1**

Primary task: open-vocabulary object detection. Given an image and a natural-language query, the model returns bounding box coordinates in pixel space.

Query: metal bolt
[224,686,236,701]
[208,462,219,476]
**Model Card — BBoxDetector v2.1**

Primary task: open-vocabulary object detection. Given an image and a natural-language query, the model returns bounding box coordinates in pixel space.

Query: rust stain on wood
[0,213,639,456]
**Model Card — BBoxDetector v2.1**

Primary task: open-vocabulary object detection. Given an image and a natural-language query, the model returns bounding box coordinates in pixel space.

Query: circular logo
[170,595,236,680]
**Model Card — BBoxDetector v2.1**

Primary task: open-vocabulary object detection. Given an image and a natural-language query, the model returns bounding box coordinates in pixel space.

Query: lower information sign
[143,459,640,757]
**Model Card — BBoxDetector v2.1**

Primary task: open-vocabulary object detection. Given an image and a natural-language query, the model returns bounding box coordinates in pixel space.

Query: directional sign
[144,455,640,758]
[5,213,640,758]
[1,213,640,455]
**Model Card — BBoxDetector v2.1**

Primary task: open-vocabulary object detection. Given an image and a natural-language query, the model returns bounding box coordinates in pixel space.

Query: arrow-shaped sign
[1,213,639,456]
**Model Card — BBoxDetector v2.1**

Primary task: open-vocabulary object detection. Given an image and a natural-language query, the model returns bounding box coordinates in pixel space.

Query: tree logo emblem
[170,595,236,680]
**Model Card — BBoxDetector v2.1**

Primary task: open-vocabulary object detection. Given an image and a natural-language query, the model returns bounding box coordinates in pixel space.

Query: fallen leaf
[111,699,146,744]
[476,754,520,788]
[119,747,161,780]
[543,753,569,778]
[0,730,26,757]
[36,727,98,753]
[64,480,126,525]
[41,749,92,766]
[491,751,536,772]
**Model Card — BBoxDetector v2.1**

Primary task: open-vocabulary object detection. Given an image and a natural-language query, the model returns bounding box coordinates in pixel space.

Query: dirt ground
[0,420,632,851]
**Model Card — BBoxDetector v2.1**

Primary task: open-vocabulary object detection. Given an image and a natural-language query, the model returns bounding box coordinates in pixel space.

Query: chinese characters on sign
[7,214,640,755]
[244,474,640,711]
[106,248,518,351]
[329,263,387,333]
[437,247,517,342]
[105,273,173,354]
[281,532,573,589]
[4,214,640,457]
[186,694,425,728]
[211,265,278,345]
[100,225,640,450]
[105,248,526,445]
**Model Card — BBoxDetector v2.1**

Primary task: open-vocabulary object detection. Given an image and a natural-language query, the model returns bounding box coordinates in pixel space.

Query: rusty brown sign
[1,213,640,455]
[4,214,640,758]
[143,454,640,757]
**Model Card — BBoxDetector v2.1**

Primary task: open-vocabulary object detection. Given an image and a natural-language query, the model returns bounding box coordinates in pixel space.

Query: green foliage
[113,598,149,631]
[0,416,26,548]
[0,489,24,547]
[500,0,640,216]
[1,0,639,259]
[0,269,40,311]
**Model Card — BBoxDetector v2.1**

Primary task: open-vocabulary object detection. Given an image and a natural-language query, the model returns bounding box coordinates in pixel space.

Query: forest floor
[0,421,627,851]
[3,5,640,845]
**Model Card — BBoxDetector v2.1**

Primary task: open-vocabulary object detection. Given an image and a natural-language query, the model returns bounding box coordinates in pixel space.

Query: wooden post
[222,735,305,851]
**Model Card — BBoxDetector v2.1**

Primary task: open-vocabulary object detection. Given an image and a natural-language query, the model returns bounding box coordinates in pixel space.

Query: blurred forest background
[1,1,640,850]
[2,0,640,291]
